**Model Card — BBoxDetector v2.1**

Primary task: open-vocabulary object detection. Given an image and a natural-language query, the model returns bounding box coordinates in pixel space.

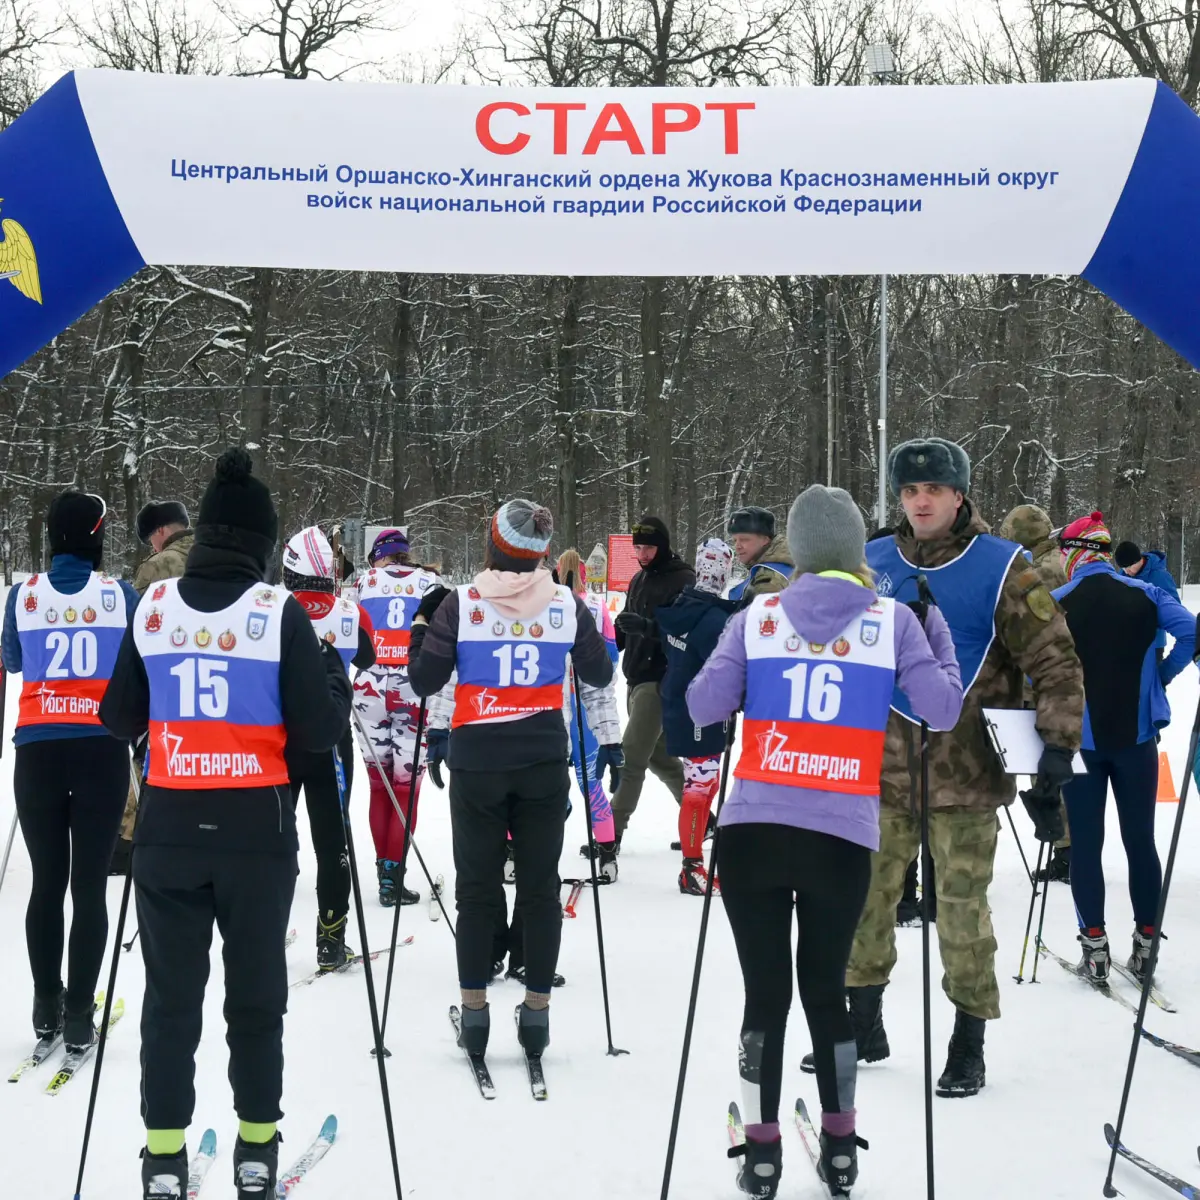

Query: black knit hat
[631,514,670,550]
[197,449,278,549]
[47,491,106,567]
[728,506,776,538]
[1114,541,1143,569]
[136,500,190,545]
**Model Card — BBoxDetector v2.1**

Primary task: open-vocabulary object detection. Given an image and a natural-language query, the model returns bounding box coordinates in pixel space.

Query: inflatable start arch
[1,70,1199,379]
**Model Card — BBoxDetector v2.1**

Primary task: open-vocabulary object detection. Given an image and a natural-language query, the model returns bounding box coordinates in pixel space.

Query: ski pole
[352,705,454,931]
[570,654,627,1058]
[1028,818,1055,985]
[1002,801,1034,887]
[916,574,937,1200]
[1013,839,1047,983]
[660,717,736,1200]
[332,745,404,1200]
[72,846,133,1199]
[378,698,426,1053]
[1102,693,1200,1197]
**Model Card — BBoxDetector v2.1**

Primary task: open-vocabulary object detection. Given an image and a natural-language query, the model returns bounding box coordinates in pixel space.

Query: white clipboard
[981,708,1087,776]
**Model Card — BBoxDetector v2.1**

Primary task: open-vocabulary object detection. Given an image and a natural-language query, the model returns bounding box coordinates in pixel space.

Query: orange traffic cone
[1157,751,1179,803]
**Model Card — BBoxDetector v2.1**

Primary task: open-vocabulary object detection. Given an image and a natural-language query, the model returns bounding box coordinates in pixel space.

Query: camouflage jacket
[132,530,194,596]
[1029,539,1067,592]
[742,534,795,601]
[880,502,1084,814]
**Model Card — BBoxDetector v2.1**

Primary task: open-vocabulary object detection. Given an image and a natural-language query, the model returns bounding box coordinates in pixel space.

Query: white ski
[275,1114,336,1196]
[186,1129,217,1200]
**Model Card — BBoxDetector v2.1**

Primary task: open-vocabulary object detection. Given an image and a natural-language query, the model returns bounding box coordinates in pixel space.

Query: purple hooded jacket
[686,574,963,850]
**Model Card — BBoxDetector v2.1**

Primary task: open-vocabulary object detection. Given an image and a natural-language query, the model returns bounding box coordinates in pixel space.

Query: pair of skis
[1039,943,1177,1013]
[289,935,414,988]
[8,991,126,1093]
[727,1098,839,1195]
[448,1005,546,1101]
[185,1117,336,1198]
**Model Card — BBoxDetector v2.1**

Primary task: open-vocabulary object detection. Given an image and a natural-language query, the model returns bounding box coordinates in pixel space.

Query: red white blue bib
[358,567,442,667]
[735,593,897,795]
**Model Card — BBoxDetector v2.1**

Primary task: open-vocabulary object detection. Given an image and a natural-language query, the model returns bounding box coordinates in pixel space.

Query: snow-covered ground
[2,586,1200,1199]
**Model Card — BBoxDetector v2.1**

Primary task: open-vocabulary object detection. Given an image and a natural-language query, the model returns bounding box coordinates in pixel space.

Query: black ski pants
[14,736,129,1014]
[719,822,872,1124]
[288,728,353,923]
[450,761,568,995]
[135,844,297,1129]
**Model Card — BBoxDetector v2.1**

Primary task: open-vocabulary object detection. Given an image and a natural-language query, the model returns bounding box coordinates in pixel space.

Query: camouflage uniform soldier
[111,501,193,874]
[1000,503,1072,883]
[832,439,1083,1098]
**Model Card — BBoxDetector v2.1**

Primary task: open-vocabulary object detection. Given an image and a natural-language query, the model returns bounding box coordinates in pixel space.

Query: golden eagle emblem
[0,201,41,304]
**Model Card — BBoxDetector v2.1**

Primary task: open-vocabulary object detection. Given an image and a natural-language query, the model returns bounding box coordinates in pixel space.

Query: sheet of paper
[981,708,1088,776]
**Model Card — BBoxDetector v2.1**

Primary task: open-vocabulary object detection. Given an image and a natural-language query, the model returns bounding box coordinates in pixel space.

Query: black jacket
[618,551,695,687]
[409,588,613,771]
[99,532,353,853]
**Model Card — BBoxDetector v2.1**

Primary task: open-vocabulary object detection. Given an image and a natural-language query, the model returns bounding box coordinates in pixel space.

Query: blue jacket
[1133,551,1180,650]
[656,586,738,757]
[1053,560,1195,750]
[3,556,140,745]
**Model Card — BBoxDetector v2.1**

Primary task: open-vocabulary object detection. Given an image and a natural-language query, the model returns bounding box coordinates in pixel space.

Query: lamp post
[866,42,899,530]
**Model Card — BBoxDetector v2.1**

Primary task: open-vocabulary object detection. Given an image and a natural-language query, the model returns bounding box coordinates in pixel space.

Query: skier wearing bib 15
[98,450,353,1200]
[407,499,613,1060]
[2,491,138,1052]
[282,525,377,972]
[847,438,1083,1101]
[687,485,964,1198]
[352,527,446,907]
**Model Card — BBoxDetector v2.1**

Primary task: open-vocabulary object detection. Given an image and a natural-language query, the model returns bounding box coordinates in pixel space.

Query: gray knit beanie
[786,485,866,575]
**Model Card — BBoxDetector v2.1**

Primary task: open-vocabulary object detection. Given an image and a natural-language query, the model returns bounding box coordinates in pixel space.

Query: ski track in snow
[2,583,1200,1198]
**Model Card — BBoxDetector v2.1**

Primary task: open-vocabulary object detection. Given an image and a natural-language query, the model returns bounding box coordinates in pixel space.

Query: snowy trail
[2,587,1200,1198]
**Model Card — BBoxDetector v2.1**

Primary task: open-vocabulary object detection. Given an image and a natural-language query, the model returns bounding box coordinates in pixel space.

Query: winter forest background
[3,0,1199,579]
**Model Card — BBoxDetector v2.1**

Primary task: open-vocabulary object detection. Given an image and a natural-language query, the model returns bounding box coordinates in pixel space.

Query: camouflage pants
[846,808,1000,1020]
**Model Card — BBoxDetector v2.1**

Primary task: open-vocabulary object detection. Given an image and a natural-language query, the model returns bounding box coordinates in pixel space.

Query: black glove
[415,585,452,624]
[595,743,624,792]
[1019,744,1074,842]
[425,727,448,789]
[615,611,656,639]
[906,600,929,627]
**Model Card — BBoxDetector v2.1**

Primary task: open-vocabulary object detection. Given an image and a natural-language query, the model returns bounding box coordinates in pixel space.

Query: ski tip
[796,1097,812,1122]
[728,1101,741,1122]
[198,1128,217,1155]
[1104,1123,1117,1147]
[319,1115,337,1142]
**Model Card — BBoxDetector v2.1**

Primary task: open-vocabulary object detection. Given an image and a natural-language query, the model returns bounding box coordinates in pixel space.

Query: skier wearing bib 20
[282,525,377,972]
[407,499,613,1059]
[2,491,138,1051]
[98,450,353,1200]
[688,485,963,1198]
[351,527,447,907]
[846,438,1083,1100]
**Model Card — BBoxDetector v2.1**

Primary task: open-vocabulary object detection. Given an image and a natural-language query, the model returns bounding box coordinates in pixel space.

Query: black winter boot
[818,1129,868,1196]
[802,985,888,1073]
[729,1135,782,1198]
[142,1146,189,1199]
[234,1132,280,1197]
[936,1009,986,1097]
[32,986,64,1039]
[1036,844,1071,884]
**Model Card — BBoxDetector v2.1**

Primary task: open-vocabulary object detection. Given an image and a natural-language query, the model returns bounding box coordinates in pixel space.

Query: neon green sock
[146,1129,186,1156]
[239,1120,277,1144]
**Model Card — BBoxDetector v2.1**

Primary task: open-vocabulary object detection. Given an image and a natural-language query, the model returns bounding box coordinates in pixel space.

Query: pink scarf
[472,567,558,619]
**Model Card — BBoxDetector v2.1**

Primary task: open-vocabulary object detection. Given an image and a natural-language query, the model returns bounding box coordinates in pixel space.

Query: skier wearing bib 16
[2,491,138,1052]
[352,527,446,907]
[282,525,377,972]
[687,485,963,1198]
[98,450,353,1200]
[407,499,613,1059]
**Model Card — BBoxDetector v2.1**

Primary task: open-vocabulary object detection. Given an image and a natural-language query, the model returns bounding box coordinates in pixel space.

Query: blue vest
[729,562,792,604]
[867,533,1021,724]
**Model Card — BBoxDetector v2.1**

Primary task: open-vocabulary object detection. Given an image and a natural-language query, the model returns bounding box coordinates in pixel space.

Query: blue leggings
[1063,739,1162,931]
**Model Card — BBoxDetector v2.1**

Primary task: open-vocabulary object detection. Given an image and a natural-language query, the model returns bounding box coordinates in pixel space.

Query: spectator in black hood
[609,515,696,844]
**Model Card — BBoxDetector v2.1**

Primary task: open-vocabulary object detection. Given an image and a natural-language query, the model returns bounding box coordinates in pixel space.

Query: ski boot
[515,1003,550,1056]
[62,1000,97,1053]
[488,959,507,984]
[32,985,64,1039]
[801,985,889,1074]
[1127,925,1156,983]
[581,835,620,859]
[818,1129,868,1197]
[729,1136,782,1198]
[504,841,516,884]
[377,858,397,907]
[141,1146,189,1199]
[233,1132,280,1198]
[936,1008,986,1097]
[1036,844,1071,884]
[1077,927,1110,982]
[456,1003,490,1055]
[109,836,132,877]
[506,963,566,988]
[597,841,619,883]
[398,884,420,905]
[316,914,355,973]
[679,857,717,895]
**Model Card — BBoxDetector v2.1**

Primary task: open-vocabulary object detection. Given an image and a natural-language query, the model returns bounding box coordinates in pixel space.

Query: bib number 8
[386,598,406,629]
[783,662,843,722]
[45,630,98,678]
[493,643,540,686]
